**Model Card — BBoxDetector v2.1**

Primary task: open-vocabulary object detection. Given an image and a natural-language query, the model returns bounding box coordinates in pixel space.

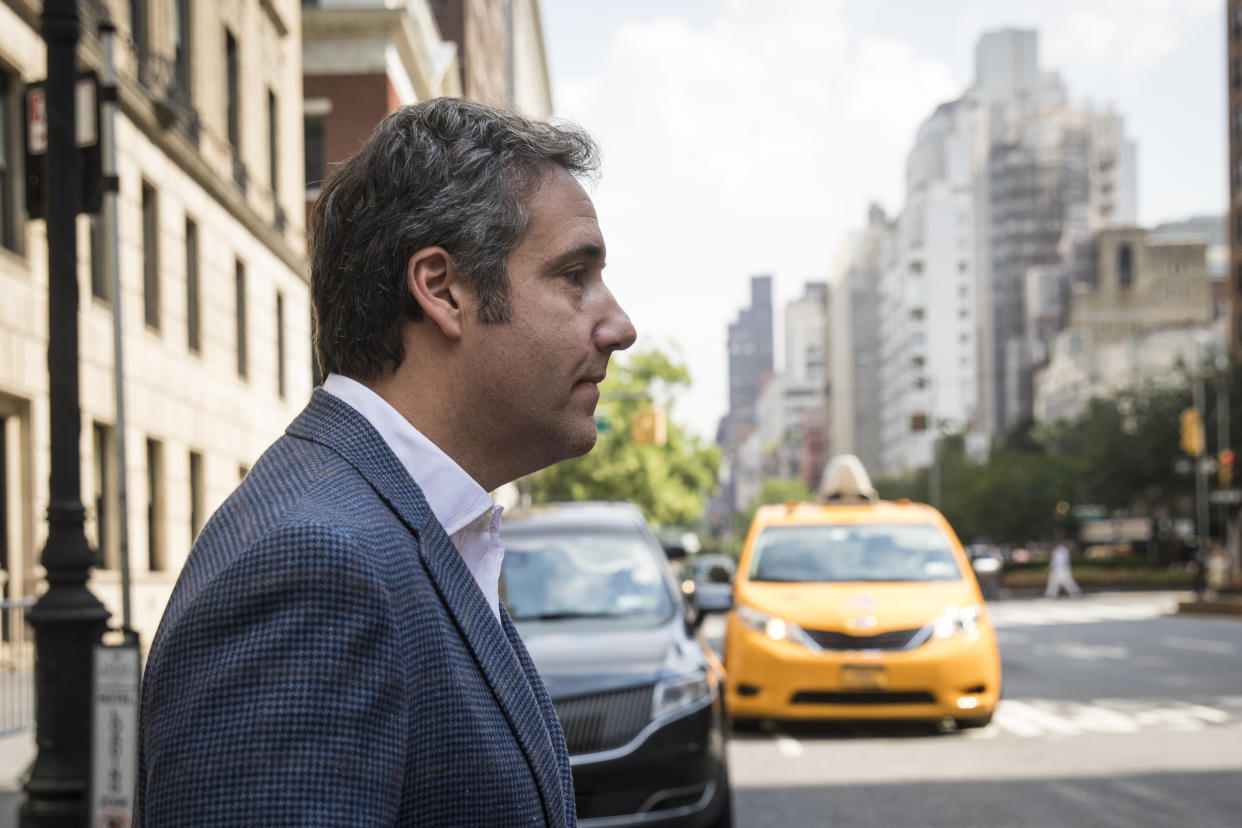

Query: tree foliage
[869,357,1242,548]
[526,348,721,528]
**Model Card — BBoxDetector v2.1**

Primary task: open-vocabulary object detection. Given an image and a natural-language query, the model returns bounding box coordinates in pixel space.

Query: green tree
[527,348,721,528]
[729,476,817,544]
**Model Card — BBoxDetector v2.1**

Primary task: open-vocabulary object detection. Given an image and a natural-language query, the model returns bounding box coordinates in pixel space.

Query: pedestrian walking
[1045,540,1082,599]
[135,99,635,826]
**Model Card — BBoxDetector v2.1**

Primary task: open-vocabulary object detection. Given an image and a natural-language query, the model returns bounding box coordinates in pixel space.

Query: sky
[538,0,1228,441]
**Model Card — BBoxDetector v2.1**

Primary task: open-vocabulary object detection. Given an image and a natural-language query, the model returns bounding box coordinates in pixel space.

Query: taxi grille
[803,627,925,651]
[553,684,653,756]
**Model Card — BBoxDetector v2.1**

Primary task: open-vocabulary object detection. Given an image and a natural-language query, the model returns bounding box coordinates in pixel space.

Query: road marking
[1161,635,1238,655]
[987,698,1234,738]
[775,735,804,757]
[989,595,1178,628]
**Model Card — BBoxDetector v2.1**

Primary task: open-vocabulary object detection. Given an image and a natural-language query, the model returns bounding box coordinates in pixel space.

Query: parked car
[724,456,1001,730]
[501,502,733,827]
[681,554,736,614]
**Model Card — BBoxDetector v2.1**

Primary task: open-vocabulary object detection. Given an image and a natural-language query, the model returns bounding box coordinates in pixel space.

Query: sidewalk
[0,729,33,828]
[1177,591,1242,617]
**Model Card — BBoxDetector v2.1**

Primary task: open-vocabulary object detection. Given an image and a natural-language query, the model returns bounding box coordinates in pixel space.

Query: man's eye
[565,268,588,284]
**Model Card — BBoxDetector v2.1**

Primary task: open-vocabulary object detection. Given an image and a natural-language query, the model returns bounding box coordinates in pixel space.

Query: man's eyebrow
[546,243,605,271]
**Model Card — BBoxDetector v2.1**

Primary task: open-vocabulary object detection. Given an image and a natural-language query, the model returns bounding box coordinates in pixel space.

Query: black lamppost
[20,0,111,824]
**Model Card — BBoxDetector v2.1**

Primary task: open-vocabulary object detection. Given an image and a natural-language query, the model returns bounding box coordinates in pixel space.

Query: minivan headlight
[737,605,811,646]
[933,603,983,639]
[652,670,712,721]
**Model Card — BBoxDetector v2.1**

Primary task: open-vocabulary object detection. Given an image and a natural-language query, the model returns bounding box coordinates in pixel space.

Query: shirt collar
[321,373,494,535]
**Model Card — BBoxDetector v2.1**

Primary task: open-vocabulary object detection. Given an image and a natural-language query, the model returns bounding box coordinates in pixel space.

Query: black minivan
[501,502,732,827]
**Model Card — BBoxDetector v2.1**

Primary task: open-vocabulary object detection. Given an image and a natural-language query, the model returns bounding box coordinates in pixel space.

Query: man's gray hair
[310,98,600,380]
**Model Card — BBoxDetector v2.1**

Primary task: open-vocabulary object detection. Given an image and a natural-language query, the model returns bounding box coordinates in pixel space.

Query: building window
[189,449,204,541]
[235,258,247,378]
[225,28,245,189]
[276,290,286,398]
[89,214,109,302]
[173,0,192,98]
[131,0,148,61]
[142,182,160,329]
[186,217,200,352]
[225,28,239,150]
[91,422,118,570]
[268,88,278,194]
[146,437,165,572]
[304,114,325,192]
[0,70,17,252]
[1117,243,1134,289]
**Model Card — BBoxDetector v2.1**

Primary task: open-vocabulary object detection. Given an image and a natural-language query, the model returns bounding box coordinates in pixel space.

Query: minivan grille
[553,684,653,756]
[803,627,924,651]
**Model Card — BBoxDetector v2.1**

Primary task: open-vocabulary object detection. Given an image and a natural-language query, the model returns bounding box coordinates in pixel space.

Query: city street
[703,593,1242,827]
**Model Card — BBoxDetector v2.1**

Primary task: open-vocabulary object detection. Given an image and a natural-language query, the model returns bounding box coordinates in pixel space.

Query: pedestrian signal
[1220,449,1235,487]
[1180,408,1204,457]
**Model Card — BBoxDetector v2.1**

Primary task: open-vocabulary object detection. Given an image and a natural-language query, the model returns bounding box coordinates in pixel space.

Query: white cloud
[1043,0,1220,72]
[554,0,957,439]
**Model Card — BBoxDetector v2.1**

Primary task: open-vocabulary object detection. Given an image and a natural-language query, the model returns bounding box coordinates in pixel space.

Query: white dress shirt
[322,374,505,623]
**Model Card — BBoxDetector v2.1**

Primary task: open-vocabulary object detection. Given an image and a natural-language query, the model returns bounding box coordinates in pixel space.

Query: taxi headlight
[933,603,984,639]
[737,605,811,646]
[652,670,712,721]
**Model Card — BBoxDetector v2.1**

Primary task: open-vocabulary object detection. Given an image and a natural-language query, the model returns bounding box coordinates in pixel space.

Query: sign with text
[1078,517,1153,543]
[91,641,140,828]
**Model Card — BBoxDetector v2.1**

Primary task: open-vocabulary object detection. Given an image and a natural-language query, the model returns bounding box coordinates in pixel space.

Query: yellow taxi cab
[723,455,1001,729]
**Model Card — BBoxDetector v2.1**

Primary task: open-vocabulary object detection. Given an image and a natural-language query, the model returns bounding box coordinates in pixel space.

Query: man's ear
[407,247,469,340]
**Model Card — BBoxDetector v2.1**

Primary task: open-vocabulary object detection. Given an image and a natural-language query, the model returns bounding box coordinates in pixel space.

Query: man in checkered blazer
[135,99,636,826]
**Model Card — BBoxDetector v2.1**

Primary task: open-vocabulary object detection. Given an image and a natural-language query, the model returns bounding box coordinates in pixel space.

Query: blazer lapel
[288,390,567,826]
[417,528,568,828]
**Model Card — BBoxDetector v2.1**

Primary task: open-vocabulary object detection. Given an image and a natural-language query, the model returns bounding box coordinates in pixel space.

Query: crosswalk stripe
[988,699,1234,738]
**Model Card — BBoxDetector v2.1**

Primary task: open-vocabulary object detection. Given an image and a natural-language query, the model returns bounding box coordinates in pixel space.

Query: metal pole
[928,377,940,508]
[1217,364,1229,546]
[1193,344,1210,555]
[100,19,132,632]
[21,1,111,824]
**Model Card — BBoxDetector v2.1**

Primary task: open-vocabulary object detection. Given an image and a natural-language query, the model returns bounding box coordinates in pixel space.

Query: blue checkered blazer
[135,390,576,826]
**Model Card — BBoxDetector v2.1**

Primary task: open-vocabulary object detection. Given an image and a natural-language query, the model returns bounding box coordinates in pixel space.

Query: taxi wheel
[954,712,993,730]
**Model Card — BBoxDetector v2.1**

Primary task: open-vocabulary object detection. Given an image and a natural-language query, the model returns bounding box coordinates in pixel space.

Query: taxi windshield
[501,529,675,621]
[749,523,962,583]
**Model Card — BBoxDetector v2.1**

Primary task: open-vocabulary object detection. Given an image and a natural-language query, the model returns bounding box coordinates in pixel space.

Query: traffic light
[1220,449,1235,487]
[632,407,667,446]
[1180,407,1204,457]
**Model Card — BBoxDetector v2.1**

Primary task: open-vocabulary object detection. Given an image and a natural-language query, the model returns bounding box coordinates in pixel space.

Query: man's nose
[595,287,637,354]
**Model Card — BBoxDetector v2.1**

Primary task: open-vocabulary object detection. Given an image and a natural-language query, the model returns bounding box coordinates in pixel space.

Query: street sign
[1209,488,1242,505]
[91,641,140,827]
[1070,504,1107,520]
[1079,517,1153,543]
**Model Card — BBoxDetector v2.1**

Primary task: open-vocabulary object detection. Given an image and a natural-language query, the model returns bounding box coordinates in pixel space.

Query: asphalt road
[706,592,1242,828]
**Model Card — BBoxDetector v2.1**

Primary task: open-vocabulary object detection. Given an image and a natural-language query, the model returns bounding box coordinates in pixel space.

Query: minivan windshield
[501,529,675,621]
[749,523,962,583]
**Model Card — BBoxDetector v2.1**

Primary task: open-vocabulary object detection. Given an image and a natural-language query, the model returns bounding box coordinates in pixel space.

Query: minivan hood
[516,616,691,699]
[738,580,980,631]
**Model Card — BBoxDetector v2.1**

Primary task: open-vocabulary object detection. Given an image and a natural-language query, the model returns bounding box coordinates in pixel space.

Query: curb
[1176,597,1242,617]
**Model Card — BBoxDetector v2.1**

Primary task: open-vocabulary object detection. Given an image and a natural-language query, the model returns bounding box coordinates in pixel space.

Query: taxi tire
[954,712,993,730]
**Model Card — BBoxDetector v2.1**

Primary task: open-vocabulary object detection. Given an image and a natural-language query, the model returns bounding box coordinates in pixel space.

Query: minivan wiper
[516,611,630,621]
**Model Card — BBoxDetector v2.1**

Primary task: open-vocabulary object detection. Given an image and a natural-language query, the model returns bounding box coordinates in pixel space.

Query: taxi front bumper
[723,620,1001,721]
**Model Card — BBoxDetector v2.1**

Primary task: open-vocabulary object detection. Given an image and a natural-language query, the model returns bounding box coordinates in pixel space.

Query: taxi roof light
[818,454,879,504]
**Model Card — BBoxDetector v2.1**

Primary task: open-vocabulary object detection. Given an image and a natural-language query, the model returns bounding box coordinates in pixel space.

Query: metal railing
[1,597,36,736]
